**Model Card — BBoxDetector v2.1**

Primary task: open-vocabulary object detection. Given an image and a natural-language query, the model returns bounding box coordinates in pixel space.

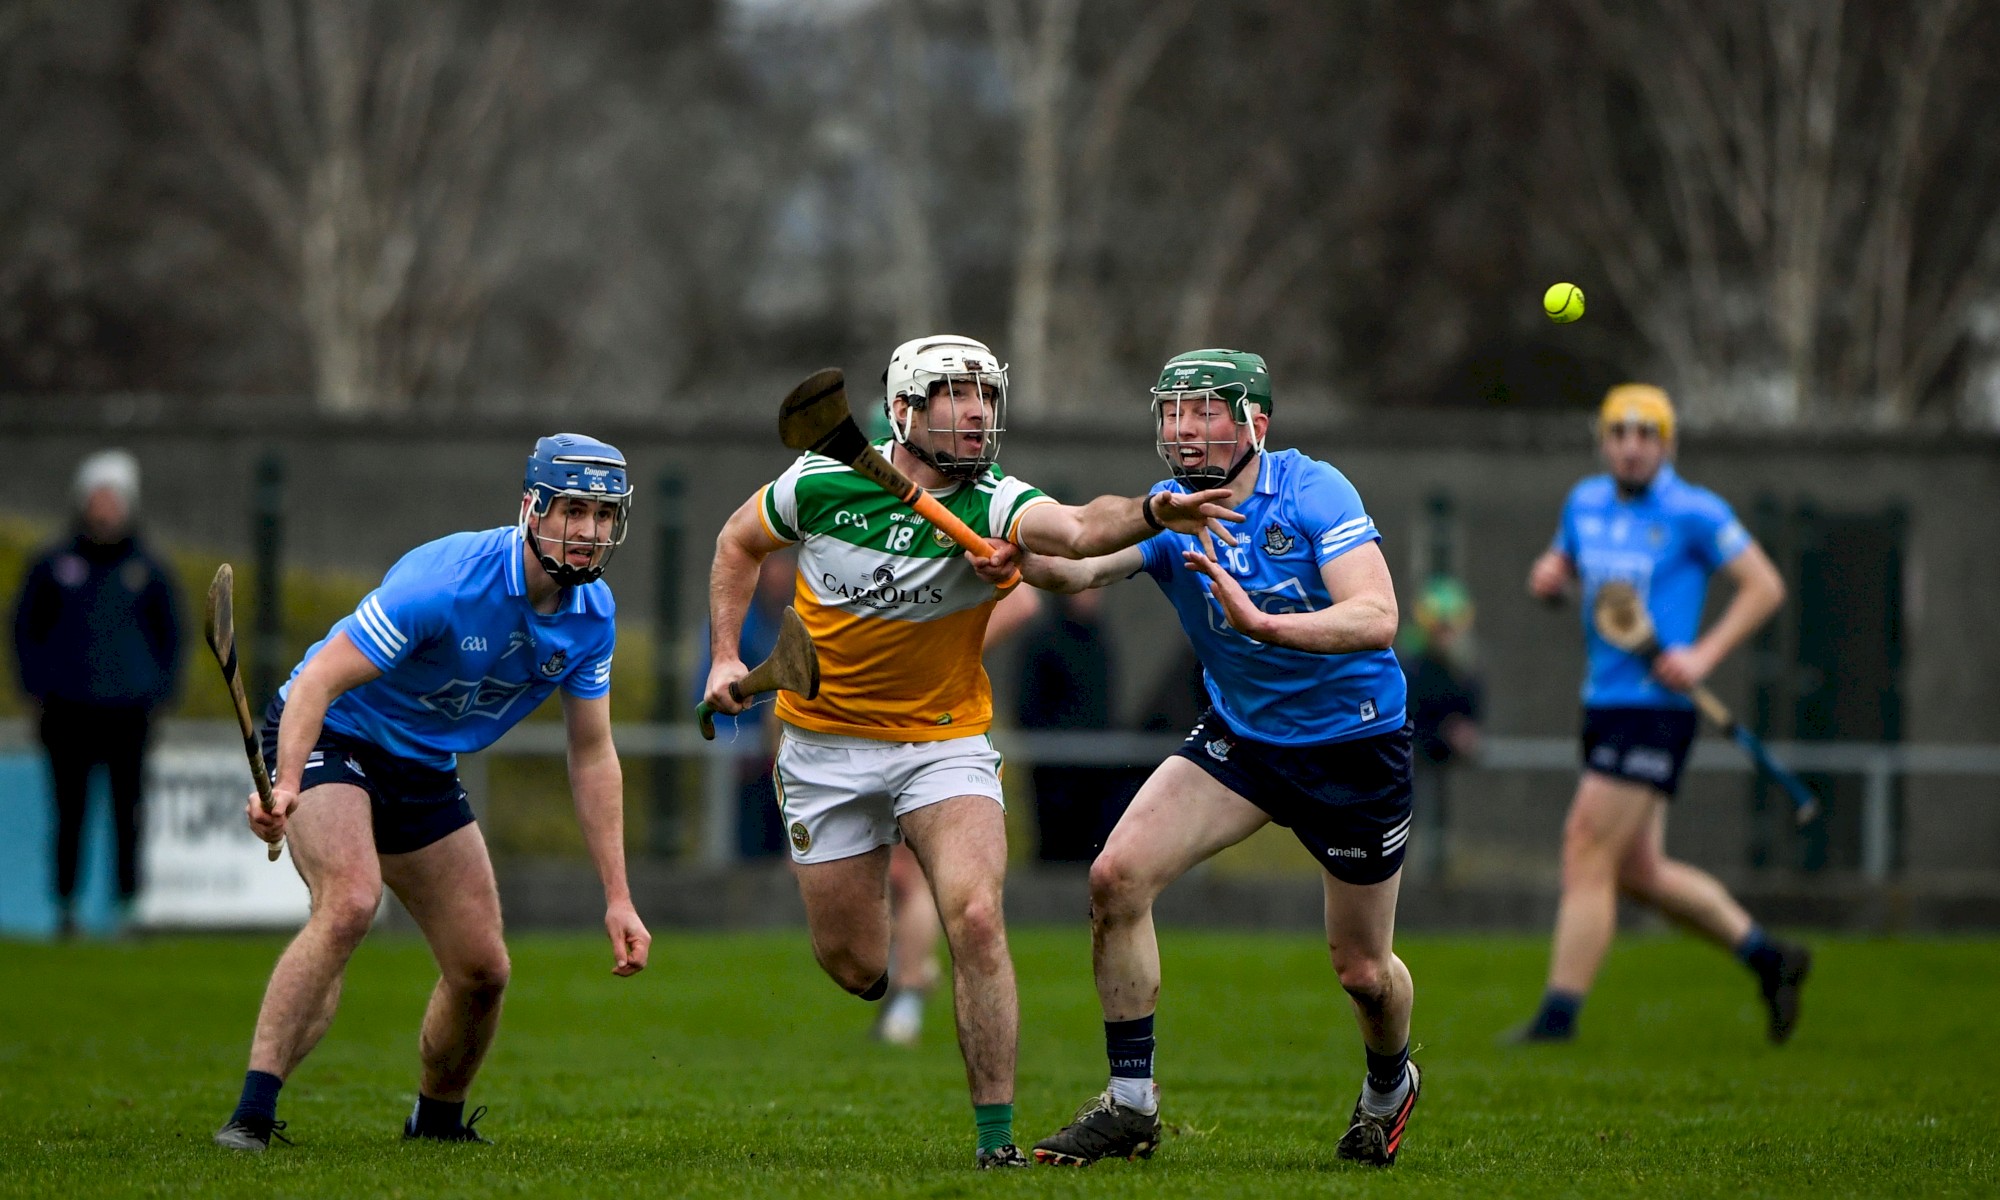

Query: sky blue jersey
[1553,464,1752,710]
[282,526,616,769]
[1137,448,1407,746]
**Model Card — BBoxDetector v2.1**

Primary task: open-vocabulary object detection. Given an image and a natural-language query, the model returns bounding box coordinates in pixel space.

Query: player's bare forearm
[709,497,782,664]
[563,700,631,903]
[568,753,631,901]
[1019,546,1139,594]
[275,631,380,790]
[1692,544,1786,672]
[1018,490,1242,558]
[1245,595,1399,654]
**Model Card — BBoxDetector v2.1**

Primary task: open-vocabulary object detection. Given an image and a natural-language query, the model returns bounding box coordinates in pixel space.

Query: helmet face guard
[1150,350,1271,488]
[1151,388,1263,488]
[884,335,1007,481]
[519,434,632,587]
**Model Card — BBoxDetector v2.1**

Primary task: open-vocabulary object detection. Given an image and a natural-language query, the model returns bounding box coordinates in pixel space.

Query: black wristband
[1140,492,1166,531]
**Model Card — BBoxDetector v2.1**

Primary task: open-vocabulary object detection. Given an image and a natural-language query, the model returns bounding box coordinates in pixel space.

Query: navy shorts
[260,697,475,855]
[1174,709,1414,885]
[1581,706,1700,798]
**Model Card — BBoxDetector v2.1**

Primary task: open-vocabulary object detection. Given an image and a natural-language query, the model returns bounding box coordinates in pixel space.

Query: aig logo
[460,635,489,652]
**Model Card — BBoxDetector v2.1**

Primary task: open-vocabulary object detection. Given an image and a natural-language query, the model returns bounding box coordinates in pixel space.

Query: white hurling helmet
[882,335,1008,481]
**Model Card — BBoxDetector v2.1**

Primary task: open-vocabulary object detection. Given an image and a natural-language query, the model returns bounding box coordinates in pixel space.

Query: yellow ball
[1544,282,1585,323]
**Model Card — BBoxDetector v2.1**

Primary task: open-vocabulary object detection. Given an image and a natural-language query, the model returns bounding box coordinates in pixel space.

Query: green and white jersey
[755,442,1054,740]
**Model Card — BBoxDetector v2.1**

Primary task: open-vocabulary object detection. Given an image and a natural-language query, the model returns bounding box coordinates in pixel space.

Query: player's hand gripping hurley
[697,605,821,740]
[204,564,284,861]
[1595,581,1820,826]
[778,368,1020,585]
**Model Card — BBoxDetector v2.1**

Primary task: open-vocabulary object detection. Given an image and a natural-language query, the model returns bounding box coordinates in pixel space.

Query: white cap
[74,449,140,509]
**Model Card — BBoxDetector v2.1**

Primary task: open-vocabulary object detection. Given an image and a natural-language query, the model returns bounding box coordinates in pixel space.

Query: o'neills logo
[822,565,946,612]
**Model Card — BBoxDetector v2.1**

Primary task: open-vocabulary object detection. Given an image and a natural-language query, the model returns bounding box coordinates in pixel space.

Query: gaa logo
[871,565,896,588]
[789,821,812,854]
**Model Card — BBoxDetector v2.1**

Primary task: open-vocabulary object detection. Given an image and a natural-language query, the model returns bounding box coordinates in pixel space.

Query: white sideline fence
[6,720,1997,883]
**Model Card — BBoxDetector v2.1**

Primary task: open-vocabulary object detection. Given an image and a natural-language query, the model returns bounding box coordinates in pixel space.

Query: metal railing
[6,719,1997,881]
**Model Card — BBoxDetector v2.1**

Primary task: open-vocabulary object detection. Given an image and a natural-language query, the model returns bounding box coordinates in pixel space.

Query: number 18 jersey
[756,444,1054,741]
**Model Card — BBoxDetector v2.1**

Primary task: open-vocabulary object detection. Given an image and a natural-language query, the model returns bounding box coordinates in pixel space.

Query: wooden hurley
[1594,581,1820,826]
[203,564,284,862]
[777,367,1018,585]
[697,606,822,740]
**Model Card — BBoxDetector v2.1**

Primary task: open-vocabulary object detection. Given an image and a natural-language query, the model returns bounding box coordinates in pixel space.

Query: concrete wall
[5,402,1997,878]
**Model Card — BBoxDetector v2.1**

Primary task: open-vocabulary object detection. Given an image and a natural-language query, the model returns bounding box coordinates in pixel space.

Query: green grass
[0,930,1993,1197]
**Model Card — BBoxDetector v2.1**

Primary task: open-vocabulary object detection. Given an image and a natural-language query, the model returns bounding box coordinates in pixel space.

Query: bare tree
[981,0,1208,411]
[1553,0,2000,425]
[147,0,528,415]
[984,0,1081,414]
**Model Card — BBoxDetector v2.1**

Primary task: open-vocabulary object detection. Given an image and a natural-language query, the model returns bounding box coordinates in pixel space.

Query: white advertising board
[135,746,312,928]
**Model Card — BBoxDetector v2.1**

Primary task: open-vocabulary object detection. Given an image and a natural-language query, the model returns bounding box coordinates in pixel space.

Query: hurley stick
[204,564,284,861]
[697,606,821,740]
[777,368,1019,585]
[1594,581,1820,826]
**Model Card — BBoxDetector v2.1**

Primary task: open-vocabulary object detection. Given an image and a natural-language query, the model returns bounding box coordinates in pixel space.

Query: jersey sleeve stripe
[352,599,406,659]
[1004,495,1060,542]
[1319,516,1371,543]
[1317,521,1380,559]
[363,596,407,648]
[352,610,399,660]
[758,484,799,543]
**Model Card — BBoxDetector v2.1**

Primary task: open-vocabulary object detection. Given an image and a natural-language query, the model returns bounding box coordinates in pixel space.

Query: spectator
[1396,576,1483,880]
[10,450,183,936]
[1017,587,1136,862]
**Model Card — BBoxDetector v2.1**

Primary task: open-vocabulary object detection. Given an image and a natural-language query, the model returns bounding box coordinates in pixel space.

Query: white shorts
[773,724,1005,864]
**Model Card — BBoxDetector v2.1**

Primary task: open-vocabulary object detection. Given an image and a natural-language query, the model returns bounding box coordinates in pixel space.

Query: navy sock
[1736,926,1783,977]
[411,1094,466,1134]
[1365,1042,1410,1093]
[1532,989,1584,1037]
[857,973,889,1002]
[232,1070,283,1124]
[1106,1015,1156,1080]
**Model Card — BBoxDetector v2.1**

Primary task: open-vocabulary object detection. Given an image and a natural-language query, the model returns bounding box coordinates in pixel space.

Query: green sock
[974,1102,1014,1153]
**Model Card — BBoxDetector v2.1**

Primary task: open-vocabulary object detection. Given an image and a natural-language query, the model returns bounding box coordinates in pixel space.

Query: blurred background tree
[1,0,1997,426]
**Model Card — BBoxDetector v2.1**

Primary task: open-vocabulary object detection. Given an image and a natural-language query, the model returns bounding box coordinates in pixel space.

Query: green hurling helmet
[1150,349,1271,486]
[1152,349,1273,420]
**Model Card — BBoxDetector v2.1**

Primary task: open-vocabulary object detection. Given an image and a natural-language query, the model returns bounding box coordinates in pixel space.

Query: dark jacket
[1018,611,1114,731]
[11,529,183,709]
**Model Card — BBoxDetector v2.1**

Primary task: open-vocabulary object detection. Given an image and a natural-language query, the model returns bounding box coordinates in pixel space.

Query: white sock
[1359,1065,1410,1117]
[885,989,924,1026]
[1108,1076,1157,1114]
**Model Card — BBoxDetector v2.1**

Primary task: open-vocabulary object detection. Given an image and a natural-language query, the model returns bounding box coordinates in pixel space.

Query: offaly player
[213,435,651,1151]
[703,335,1235,1168]
[1020,350,1423,1168]
[1512,384,1810,1044]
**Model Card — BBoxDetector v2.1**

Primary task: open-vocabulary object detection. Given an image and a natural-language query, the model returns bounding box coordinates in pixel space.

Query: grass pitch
[0,929,1993,1197]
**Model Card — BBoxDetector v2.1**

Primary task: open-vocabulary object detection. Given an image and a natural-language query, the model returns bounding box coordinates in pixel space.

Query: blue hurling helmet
[521,433,632,587]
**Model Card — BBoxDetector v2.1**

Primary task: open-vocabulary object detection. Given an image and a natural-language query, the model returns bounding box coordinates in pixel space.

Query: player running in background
[1512,384,1810,1045]
[1019,350,1422,1169]
[213,435,651,1152]
[704,334,1235,1167]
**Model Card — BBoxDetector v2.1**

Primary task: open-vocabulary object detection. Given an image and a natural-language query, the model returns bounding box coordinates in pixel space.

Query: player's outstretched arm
[1015,490,1243,560]
[1184,538,1398,654]
[1654,542,1785,691]
[250,630,380,845]
[706,493,791,717]
[562,691,650,977]
[1018,545,1143,594]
